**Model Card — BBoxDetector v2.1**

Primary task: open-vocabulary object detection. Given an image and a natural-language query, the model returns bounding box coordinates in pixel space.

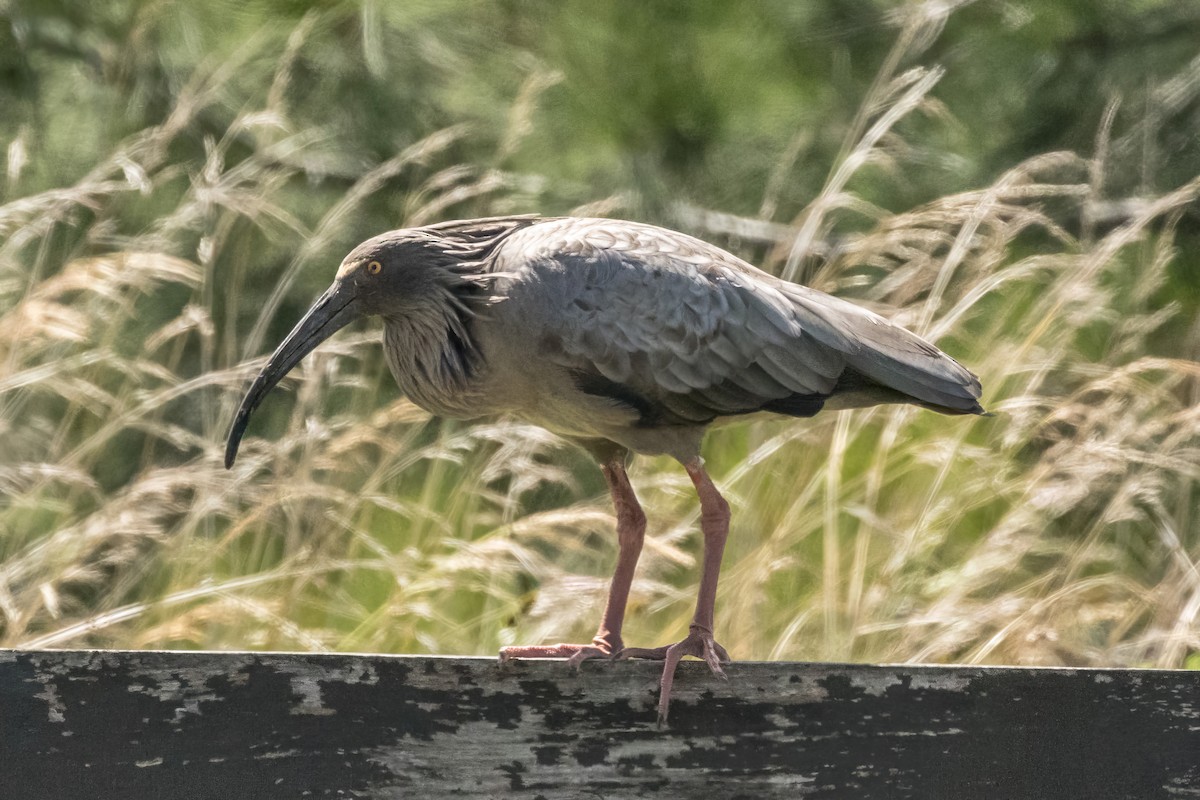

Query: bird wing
[491,218,980,426]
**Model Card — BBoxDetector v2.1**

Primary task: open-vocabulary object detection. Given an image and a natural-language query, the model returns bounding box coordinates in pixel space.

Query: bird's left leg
[620,457,731,724]
[499,456,646,665]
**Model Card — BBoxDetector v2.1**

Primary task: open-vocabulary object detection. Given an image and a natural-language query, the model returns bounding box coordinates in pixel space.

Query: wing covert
[487,217,981,426]
[493,221,846,424]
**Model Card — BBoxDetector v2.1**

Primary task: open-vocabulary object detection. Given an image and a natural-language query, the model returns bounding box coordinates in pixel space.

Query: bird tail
[785,287,985,416]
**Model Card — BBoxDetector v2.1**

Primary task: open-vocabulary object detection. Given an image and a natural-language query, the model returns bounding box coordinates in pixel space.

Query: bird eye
[366,260,382,275]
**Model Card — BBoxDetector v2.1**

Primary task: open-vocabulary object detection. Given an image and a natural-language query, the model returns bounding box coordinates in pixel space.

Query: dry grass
[2,8,1197,672]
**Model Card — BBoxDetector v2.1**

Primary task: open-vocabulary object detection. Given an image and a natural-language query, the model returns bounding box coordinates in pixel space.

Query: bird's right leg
[499,457,646,666]
[619,458,732,724]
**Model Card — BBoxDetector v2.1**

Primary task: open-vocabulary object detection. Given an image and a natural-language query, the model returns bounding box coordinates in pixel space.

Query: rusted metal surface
[3,650,1198,798]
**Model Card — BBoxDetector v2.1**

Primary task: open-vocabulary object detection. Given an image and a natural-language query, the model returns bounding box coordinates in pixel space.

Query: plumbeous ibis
[225,216,984,724]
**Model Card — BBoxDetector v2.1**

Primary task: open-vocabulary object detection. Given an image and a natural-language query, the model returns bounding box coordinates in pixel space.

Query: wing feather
[489,218,983,425]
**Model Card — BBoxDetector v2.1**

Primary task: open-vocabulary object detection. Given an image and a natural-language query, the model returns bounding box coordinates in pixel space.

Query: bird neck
[380,298,479,416]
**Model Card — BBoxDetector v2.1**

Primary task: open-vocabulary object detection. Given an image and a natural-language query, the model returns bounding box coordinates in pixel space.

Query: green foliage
[1,0,1198,669]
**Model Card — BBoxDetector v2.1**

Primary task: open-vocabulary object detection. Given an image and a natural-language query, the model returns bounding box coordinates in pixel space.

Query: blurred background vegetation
[2,0,1198,669]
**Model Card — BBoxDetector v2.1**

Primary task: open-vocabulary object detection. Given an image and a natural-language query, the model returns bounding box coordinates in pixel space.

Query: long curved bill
[225,282,360,469]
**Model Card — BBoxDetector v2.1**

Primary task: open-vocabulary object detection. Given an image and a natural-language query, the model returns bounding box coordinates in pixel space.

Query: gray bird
[225,215,984,724]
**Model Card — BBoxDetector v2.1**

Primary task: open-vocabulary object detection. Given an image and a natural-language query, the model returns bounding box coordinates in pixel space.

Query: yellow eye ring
[366,260,382,275]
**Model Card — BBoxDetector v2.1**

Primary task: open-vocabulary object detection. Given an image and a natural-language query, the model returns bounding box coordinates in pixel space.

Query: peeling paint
[3,651,1199,799]
[287,674,336,716]
[847,672,905,697]
[254,749,301,760]
[283,659,379,716]
[908,671,976,693]
[124,670,222,722]
[33,675,66,723]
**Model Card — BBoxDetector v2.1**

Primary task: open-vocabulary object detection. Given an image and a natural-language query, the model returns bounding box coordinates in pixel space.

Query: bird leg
[620,458,731,725]
[499,458,646,666]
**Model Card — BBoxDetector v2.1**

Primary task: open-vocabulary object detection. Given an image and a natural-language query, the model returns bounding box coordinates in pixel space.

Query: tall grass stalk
[2,10,1197,673]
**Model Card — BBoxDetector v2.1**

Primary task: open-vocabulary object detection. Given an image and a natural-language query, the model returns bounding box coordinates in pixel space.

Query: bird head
[224,216,539,469]
[223,230,461,469]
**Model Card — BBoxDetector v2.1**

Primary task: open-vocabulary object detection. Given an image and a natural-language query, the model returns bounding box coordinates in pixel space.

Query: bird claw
[498,640,619,670]
[566,644,616,669]
[619,625,730,725]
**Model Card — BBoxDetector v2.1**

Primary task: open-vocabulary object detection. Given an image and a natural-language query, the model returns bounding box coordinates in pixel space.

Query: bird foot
[619,625,730,726]
[499,640,618,669]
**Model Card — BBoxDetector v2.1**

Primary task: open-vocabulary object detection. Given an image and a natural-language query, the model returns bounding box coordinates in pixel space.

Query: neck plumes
[381,273,489,419]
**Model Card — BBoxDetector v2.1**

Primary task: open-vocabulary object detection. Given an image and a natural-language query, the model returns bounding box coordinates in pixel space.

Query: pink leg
[499,458,646,664]
[621,458,731,724]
